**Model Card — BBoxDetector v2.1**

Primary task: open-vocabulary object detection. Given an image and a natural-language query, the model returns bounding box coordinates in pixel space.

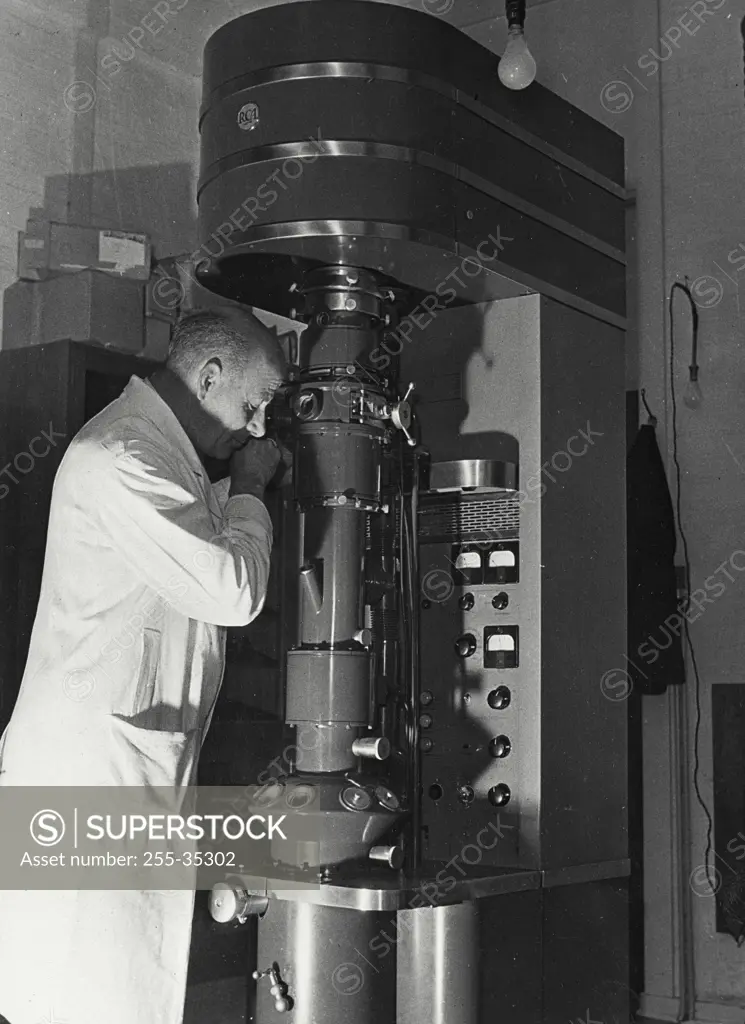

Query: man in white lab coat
[0,307,287,1024]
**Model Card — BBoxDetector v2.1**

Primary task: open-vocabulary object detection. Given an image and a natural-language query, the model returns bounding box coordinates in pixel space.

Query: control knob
[454,634,477,658]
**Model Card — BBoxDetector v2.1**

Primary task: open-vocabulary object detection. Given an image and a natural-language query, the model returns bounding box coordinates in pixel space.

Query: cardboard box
[2,272,144,352]
[146,258,184,323]
[141,316,172,362]
[18,217,151,282]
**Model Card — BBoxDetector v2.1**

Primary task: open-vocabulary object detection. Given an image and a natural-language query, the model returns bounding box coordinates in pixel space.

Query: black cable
[640,387,658,427]
[668,280,714,892]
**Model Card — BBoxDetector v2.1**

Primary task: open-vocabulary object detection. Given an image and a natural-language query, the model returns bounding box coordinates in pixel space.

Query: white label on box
[98,230,147,272]
[23,239,45,249]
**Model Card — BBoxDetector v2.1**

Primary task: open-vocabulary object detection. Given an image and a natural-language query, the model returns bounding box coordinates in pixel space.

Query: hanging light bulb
[498,0,537,91]
[683,366,703,410]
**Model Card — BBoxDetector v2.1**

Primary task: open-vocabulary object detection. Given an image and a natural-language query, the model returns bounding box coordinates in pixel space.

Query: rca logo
[237,102,259,131]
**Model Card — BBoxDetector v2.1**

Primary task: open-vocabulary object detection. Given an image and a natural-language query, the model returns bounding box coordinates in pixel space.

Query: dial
[454,634,477,658]
[489,735,512,758]
[488,784,511,807]
[487,686,511,710]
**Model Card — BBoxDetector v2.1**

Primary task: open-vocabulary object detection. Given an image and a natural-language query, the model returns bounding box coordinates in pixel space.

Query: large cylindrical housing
[255,901,397,1024]
[197,0,626,321]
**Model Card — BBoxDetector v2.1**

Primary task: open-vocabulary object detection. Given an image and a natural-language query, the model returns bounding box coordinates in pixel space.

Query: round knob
[209,883,247,924]
[488,784,511,807]
[487,686,511,710]
[419,713,433,729]
[340,786,372,811]
[489,735,512,758]
[420,690,434,706]
[492,592,509,610]
[274,997,291,1013]
[458,593,475,611]
[454,634,477,658]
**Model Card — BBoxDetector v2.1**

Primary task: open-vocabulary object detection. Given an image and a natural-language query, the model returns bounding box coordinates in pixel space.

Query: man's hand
[230,438,282,499]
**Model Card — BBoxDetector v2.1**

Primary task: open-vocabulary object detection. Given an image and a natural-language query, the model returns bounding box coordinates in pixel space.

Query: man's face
[196,322,285,461]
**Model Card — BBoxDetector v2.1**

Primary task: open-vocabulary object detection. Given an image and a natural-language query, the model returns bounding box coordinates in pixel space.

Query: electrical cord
[668,280,714,893]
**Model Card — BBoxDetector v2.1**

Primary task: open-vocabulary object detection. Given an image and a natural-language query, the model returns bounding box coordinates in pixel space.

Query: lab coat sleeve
[84,438,273,627]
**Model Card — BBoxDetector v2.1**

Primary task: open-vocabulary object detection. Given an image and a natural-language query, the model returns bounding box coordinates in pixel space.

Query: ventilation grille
[418,494,520,544]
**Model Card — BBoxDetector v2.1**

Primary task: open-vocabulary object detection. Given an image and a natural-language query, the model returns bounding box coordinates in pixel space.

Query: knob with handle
[253,964,292,1013]
[454,633,477,658]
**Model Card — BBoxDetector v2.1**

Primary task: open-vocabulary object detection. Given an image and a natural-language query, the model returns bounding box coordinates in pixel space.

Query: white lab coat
[0,375,273,1024]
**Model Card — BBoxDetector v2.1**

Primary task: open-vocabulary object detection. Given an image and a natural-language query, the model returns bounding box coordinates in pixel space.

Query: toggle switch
[454,633,477,658]
[492,592,509,610]
[458,592,475,611]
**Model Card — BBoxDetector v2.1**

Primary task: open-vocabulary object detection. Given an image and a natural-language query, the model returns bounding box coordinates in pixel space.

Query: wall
[464,1,745,1017]
[0,0,82,329]
[644,1,745,1019]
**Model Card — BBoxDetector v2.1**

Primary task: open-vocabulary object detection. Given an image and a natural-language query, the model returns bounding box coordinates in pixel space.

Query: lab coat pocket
[106,714,199,789]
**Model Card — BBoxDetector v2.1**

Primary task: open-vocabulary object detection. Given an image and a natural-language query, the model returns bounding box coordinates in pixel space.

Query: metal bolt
[345,297,357,311]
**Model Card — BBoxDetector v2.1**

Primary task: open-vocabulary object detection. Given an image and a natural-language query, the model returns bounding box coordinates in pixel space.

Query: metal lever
[391,382,416,447]
[253,963,292,1013]
[300,564,323,614]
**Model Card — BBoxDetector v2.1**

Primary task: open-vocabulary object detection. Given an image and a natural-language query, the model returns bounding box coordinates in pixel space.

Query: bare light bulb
[683,369,703,410]
[498,26,537,90]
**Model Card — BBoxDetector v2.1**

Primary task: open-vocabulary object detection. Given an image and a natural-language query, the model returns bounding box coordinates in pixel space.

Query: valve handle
[391,383,416,447]
[253,964,293,1013]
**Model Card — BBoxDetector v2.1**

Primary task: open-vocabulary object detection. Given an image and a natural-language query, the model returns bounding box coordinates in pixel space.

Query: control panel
[419,534,522,867]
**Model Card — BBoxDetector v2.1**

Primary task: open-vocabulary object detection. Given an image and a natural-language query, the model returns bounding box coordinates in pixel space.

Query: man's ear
[198,358,223,399]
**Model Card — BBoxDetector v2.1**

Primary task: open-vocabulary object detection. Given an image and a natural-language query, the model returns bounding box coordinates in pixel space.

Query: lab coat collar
[123,375,206,479]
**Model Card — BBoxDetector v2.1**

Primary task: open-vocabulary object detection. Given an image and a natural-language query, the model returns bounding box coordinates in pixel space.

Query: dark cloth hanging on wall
[627,423,685,694]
